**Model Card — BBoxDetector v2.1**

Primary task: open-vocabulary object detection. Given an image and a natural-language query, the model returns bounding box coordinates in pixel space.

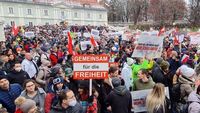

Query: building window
[29,22,33,26]
[74,12,77,18]
[99,14,102,19]
[44,10,48,16]
[9,7,13,14]
[11,21,15,26]
[27,9,32,15]
[87,13,90,18]
[61,11,64,17]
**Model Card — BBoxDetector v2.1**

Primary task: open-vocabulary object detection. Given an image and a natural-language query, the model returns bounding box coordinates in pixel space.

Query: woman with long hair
[146,83,171,113]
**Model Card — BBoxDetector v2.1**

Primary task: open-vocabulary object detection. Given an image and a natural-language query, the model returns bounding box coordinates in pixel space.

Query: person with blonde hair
[146,83,171,113]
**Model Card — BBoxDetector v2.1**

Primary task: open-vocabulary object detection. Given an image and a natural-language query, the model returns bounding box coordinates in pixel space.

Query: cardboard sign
[24,32,35,38]
[91,29,99,38]
[72,55,109,79]
[80,41,91,51]
[131,87,169,112]
[132,35,164,58]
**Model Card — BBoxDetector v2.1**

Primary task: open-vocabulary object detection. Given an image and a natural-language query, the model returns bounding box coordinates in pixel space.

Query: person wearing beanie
[177,65,195,102]
[0,75,22,113]
[44,76,68,113]
[106,77,132,113]
[15,96,37,113]
[121,57,134,90]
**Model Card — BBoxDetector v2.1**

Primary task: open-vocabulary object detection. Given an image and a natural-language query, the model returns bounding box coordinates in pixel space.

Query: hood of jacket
[178,75,194,85]
[113,85,128,96]
[188,91,200,103]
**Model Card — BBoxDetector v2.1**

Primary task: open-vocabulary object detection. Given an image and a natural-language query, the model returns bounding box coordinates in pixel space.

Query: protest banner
[24,31,35,38]
[91,29,99,39]
[132,35,164,58]
[72,55,109,79]
[0,21,5,41]
[131,87,169,113]
[80,41,92,51]
[190,33,200,45]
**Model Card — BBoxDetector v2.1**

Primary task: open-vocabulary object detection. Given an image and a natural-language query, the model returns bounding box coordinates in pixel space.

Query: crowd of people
[0,24,200,113]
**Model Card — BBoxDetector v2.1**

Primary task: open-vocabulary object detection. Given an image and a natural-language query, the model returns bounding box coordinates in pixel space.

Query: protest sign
[132,35,164,58]
[80,41,91,51]
[83,32,91,38]
[91,29,99,39]
[72,55,109,79]
[131,87,169,113]
[0,21,5,41]
[190,33,200,45]
[24,31,35,38]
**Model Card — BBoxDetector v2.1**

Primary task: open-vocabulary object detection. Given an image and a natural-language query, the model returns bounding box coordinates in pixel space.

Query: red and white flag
[158,27,165,36]
[12,24,19,36]
[90,35,98,47]
[67,32,73,55]
[181,54,189,64]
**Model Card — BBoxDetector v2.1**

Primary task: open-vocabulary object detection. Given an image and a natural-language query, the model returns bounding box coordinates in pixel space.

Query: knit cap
[15,97,36,113]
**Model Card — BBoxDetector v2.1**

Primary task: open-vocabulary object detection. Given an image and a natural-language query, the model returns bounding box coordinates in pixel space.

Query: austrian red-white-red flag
[158,27,165,36]
[12,24,19,36]
[90,35,98,47]
[67,32,73,55]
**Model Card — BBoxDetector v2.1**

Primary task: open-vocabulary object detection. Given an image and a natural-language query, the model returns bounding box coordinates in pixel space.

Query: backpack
[180,101,200,113]
[171,83,182,102]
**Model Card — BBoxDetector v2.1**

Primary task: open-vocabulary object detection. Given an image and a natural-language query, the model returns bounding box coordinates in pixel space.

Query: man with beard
[7,61,30,86]
[0,75,22,113]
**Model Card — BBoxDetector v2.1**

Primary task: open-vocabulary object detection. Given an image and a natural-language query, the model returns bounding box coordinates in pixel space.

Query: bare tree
[189,0,200,26]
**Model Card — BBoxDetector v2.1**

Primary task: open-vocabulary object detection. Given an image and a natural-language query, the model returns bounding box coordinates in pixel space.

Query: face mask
[15,67,22,72]
[68,100,77,107]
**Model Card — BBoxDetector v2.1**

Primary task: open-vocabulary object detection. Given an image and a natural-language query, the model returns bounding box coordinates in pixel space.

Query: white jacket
[121,62,132,89]
[21,59,38,78]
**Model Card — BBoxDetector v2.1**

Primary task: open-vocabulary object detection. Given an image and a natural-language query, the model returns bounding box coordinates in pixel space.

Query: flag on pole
[12,24,19,36]
[67,32,73,55]
[158,27,165,36]
[90,35,97,47]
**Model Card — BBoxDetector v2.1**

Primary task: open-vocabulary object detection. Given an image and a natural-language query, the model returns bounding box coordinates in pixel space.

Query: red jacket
[15,108,23,113]
[87,97,98,113]
[50,53,58,66]
[44,93,55,113]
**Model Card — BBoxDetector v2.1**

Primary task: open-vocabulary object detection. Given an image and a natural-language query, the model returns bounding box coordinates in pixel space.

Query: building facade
[0,0,107,26]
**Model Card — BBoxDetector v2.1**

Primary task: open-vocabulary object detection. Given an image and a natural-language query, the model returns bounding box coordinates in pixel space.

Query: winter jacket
[21,59,38,78]
[49,102,83,113]
[36,66,51,86]
[0,84,22,113]
[152,97,171,113]
[178,76,195,102]
[121,63,132,89]
[133,77,155,91]
[188,91,200,113]
[50,53,58,66]
[21,88,46,113]
[106,85,132,113]
[7,70,29,86]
